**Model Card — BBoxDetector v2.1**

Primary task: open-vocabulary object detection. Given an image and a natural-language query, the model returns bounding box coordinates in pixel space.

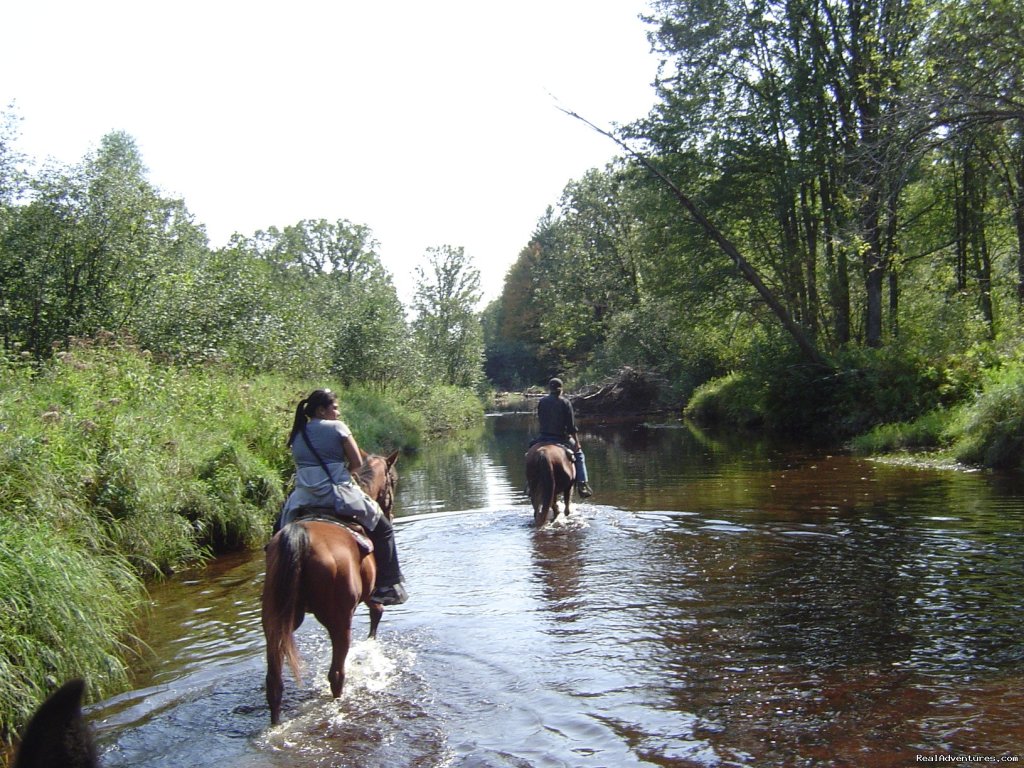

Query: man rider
[536,377,593,498]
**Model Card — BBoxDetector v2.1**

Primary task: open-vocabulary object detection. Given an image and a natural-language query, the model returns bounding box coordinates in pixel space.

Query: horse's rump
[526,442,575,480]
[525,443,575,526]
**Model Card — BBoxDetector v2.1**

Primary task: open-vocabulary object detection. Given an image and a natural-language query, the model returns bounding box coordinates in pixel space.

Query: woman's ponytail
[286,398,309,447]
[286,389,336,447]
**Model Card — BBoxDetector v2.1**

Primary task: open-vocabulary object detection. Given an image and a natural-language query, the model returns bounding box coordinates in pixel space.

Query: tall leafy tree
[483,212,570,387]
[641,0,929,349]
[0,132,201,357]
[0,108,22,212]
[926,0,1024,307]
[412,245,484,389]
[235,218,412,384]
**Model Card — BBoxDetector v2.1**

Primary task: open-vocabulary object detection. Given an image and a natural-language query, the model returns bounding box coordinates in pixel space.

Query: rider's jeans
[369,516,403,587]
[574,449,589,485]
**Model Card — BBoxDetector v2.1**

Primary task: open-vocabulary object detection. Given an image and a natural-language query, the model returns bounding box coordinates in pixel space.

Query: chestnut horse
[262,450,398,725]
[525,442,575,527]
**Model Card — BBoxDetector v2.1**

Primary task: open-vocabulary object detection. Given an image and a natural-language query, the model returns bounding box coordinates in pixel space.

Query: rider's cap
[549,378,563,391]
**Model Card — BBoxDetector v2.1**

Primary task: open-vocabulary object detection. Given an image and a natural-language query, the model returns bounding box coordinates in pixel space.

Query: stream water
[88,413,1024,766]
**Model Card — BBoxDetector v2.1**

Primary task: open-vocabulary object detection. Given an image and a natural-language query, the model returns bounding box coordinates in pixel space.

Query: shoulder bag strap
[299,425,338,484]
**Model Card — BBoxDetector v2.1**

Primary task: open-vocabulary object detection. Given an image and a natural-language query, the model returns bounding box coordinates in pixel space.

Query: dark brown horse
[12,679,98,768]
[525,443,575,527]
[262,450,399,725]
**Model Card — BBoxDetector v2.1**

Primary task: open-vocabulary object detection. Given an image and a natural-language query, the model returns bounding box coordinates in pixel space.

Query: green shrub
[849,408,958,455]
[337,385,427,453]
[684,372,765,428]
[952,361,1024,470]
[751,346,947,439]
[405,384,485,436]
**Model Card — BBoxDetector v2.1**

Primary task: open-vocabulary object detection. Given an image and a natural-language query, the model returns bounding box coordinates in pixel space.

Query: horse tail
[265,524,307,684]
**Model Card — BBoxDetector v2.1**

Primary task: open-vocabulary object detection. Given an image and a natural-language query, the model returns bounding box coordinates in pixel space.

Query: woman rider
[278,388,407,606]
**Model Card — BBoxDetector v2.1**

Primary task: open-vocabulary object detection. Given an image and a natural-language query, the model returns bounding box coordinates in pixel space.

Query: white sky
[2,1,661,306]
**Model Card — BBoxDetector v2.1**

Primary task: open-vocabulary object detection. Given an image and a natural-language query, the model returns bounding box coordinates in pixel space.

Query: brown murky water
[89,413,1024,767]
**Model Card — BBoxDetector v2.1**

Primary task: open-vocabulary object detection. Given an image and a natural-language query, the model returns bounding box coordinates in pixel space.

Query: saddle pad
[294,509,374,554]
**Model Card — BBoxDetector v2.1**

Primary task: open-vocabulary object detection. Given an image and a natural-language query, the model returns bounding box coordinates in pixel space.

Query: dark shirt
[537,393,577,440]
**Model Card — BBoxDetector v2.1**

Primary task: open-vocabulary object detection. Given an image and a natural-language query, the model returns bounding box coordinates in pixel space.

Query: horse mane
[354,452,398,519]
[354,458,377,488]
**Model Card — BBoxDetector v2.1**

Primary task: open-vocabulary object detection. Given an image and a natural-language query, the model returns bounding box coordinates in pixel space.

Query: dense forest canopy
[4,0,1024,446]
[0,125,486,395]
[485,0,1024,438]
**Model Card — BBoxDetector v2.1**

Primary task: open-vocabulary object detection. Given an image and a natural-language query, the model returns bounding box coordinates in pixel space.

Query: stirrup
[577,481,593,498]
[371,583,408,606]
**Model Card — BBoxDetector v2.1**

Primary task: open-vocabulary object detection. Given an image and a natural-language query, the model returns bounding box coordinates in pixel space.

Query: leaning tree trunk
[562,109,833,372]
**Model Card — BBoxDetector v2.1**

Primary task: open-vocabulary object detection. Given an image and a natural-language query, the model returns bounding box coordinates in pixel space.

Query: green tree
[926,0,1024,308]
[0,107,22,210]
[217,219,412,383]
[412,245,484,389]
[0,132,202,357]
[641,0,929,350]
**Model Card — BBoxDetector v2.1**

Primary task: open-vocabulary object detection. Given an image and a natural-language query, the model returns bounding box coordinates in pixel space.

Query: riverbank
[0,338,483,756]
[684,360,1024,474]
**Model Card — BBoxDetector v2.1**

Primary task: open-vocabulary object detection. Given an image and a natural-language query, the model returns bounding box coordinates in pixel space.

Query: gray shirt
[282,418,357,516]
[291,418,353,470]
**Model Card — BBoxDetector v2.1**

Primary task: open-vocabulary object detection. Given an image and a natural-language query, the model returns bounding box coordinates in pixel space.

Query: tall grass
[951,361,1024,470]
[0,515,143,745]
[849,361,1024,471]
[848,409,957,455]
[0,339,288,575]
[0,336,483,757]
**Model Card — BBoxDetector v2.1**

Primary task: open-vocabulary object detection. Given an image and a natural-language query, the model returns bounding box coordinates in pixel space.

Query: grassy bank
[850,360,1024,470]
[684,351,1024,472]
[0,337,482,753]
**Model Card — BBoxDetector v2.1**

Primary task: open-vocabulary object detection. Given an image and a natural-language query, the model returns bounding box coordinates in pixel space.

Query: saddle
[292,508,374,555]
[527,437,575,459]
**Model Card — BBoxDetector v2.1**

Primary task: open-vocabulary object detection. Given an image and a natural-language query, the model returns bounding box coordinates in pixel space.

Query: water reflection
[530,518,587,614]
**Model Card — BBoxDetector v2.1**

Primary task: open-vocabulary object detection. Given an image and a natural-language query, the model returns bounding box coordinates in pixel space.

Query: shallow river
[89,413,1024,767]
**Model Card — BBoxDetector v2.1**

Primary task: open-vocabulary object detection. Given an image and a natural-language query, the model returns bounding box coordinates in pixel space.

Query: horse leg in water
[528,456,549,526]
[323,596,382,697]
[303,522,382,699]
[561,477,574,519]
[528,446,557,526]
[551,467,574,521]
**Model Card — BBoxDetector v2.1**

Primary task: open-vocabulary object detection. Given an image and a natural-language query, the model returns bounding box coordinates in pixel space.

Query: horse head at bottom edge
[12,679,99,768]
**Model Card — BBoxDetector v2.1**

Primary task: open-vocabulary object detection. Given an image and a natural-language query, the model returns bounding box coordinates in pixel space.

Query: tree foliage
[483,0,1024,432]
[1,133,200,357]
[0,121,425,394]
[411,245,485,390]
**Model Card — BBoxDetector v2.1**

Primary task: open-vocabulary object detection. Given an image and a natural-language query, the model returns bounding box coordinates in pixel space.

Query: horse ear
[14,679,99,768]
[385,450,399,468]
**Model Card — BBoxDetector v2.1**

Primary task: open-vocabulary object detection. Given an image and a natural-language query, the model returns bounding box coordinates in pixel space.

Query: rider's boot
[367,516,408,606]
